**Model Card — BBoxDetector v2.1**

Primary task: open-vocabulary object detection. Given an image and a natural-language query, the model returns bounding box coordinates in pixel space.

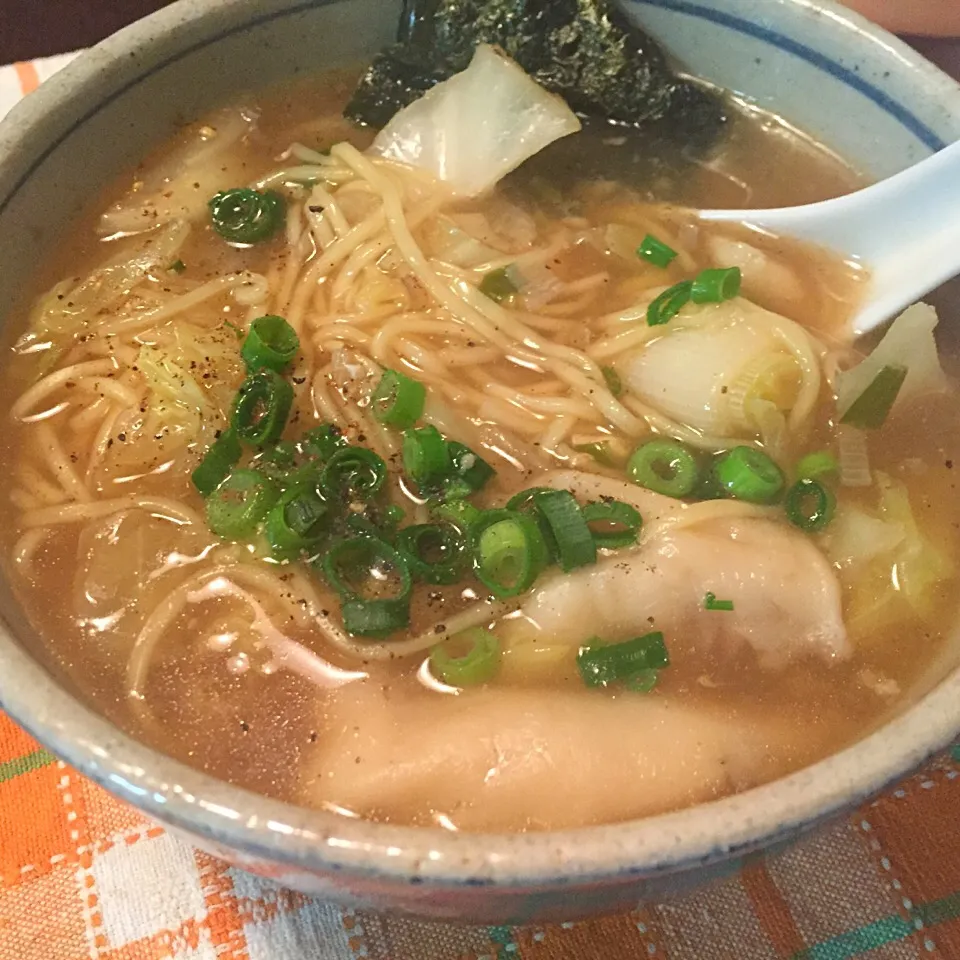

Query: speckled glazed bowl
[1,0,960,925]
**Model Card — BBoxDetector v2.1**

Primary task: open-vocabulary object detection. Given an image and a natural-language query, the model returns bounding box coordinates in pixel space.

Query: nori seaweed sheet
[346,0,726,150]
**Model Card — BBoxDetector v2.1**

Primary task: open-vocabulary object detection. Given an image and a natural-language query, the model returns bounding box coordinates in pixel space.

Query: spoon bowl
[700,138,960,335]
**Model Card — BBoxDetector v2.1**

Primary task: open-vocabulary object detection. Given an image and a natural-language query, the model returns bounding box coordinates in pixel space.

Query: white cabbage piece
[836,303,948,420]
[371,44,581,197]
[301,682,801,830]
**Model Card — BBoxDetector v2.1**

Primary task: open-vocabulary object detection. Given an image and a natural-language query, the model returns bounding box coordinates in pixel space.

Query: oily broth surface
[1,72,958,830]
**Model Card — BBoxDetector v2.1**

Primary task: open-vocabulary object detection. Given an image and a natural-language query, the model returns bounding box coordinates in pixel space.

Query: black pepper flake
[308,205,325,213]
[117,433,127,442]
[240,720,250,732]
[434,624,447,634]
[308,731,318,743]
[947,460,954,470]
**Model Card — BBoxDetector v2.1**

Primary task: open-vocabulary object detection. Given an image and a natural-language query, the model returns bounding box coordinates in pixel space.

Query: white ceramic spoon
[699,138,960,336]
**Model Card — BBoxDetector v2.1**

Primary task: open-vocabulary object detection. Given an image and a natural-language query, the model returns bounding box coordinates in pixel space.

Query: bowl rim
[1,0,960,888]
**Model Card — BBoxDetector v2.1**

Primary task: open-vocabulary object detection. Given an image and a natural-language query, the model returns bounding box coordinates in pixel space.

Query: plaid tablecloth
[4,51,960,960]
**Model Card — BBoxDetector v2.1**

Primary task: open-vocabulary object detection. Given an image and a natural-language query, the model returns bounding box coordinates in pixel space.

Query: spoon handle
[700,139,960,334]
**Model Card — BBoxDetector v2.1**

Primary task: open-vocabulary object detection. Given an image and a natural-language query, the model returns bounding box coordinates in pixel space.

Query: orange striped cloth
[5,54,960,960]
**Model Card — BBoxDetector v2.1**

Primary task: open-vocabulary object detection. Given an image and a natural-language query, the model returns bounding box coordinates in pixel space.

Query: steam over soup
[3,51,960,832]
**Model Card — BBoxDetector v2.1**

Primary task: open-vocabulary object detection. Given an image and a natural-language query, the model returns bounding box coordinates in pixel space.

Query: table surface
[2,9,960,960]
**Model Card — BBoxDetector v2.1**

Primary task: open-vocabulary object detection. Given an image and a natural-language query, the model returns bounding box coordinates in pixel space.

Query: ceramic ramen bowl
[0,0,959,924]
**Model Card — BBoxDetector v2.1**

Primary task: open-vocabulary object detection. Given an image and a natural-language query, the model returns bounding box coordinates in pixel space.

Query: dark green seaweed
[346,0,726,149]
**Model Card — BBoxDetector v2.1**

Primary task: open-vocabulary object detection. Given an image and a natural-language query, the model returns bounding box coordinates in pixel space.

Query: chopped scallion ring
[396,523,467,585]
[205,469,280,540]
[532,489,596,572]
[341,598,411,637]
[472,509,550,598]
[714,445,785,504]
[191,428,242,498]
[581,500,642,549]
[371,369,426,428]
[795,451,840,481]
[479,267,519,303]
[209,188,285,245]
[265,486,329,559]
[403,425,451,487]
[447,441,495,494]
[785,478,836,532]
[637,234,678,269]
[321,447,387,500]
[430,629,501,686]
[231,369,295,446]
[646,280,692,326]
[627,438,701,498]
[321,536,412,614]
[241,314,299,373]
[691,266,741,303]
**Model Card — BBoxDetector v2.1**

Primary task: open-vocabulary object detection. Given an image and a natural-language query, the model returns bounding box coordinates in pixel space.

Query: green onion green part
[371,369,426,428]
[577,631,670,688]
[627,438,701,498]
[532,489,596,572]
[231,369,294,446]
[321,447,387,500]
[622,669,660,693]
[840,364,908,430]
[795,450,840,481]
[704,592,735,612]
[434,499,482,532]
[402,425,451,487]
[447,441,495,494]
[209,188,285,245]
[581,499,642,549]
[341,598,411,637]
[637,235,678,269]
[169,259,186,274]
[205,469,280,540]
[265,485,329,559]
[691,266,742,304]
[241,314,300,374]
[647,280,692,326]
[785,478,836,532]
[300,423,346,462]
[430,629,501,687]
[191,428,242,498]
[714,445,785,504]
[472,509,550,598]
[479,267,518,303]
[396,523,467,585]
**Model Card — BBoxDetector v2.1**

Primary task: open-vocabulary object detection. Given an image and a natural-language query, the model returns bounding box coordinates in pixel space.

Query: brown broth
[1,71,958,831]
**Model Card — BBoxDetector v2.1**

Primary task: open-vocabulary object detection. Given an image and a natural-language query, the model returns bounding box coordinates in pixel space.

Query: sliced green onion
[532,489,596,572]
[397,523,467,585]
[241,315,299,373]
[191,428,242,498]
[434,499,482,532]
[447,441,495,493]
[785,478,836,532]
[231,369,294,446]
[623,669,660,693]
[627,438,701,498]
[637,235,678,269]
[382,504,406,531]
[581,500,642,549]
[205,469,280,540]
[714,445,785,504]
[345,513,386,540]
[321,536,412,603]
[647,280,692,326]
[321,447,387,500]
[704,592,734,612]
[795,451,839,481]
[479,267,518,303]
[402,425,451,487]
[209,188,285,245]
[840,364,908,430]
[472,509,550,598]
[601,365,623,397]
[300,423,346,462]
[169,259,186,274]
[371,369,426,428]
[577,631,670,688]
[505,486,559,557]
[265,486,329,559]
[430,629,501,686]
[341,598,411,637]
[691,266,741,304]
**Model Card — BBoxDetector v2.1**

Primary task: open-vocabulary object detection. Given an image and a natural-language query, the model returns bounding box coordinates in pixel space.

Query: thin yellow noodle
[86,405,123,479]
[309,184,350,236]
[588,324,661,361]
[34,423,91,502]
[74,377,140,408]
[17,463,66,506]
[11,359,117,421]
[20,495,200,529]
[540,415,575,453]
[483,381,600,420]
[68,395,110,432]
[10,489,40,511]
[284,201,304,249]
[437,346,501,366]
